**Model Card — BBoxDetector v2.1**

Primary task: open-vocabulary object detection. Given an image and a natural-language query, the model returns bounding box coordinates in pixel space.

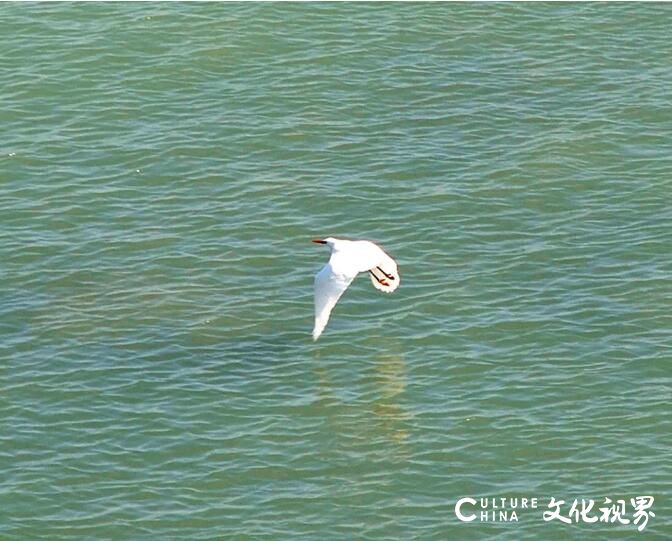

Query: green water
[2,3,671,539]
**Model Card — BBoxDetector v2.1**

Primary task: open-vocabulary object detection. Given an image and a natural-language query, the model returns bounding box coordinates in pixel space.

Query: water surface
[2,3,671,539]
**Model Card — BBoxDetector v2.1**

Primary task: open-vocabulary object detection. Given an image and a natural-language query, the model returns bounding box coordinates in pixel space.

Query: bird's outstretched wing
[368,251,400,293]
[313,262,355,341]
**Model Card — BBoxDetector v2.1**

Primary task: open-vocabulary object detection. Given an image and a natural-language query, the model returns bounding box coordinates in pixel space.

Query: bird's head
[311,237,338,248]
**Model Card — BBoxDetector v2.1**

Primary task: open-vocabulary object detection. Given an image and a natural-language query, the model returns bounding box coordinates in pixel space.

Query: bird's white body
[312,237,400,340]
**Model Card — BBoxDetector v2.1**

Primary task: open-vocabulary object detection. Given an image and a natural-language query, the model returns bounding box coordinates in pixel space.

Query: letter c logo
[455,497,477,522]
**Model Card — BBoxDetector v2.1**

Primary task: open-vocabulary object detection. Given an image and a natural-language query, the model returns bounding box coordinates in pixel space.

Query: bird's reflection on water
[217,331,414,457]
[370,350,412,446]
[312,338,414,455]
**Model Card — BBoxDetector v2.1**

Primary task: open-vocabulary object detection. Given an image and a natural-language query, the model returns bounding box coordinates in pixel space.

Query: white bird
[311,237,400,340]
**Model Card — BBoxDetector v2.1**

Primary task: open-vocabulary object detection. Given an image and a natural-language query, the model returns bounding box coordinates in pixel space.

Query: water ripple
[2,3,671,540]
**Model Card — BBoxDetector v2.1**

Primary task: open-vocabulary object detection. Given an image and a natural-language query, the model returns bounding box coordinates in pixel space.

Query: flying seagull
[311,237,400,340]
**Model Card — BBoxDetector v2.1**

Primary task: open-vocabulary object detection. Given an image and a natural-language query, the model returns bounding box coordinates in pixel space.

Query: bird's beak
[312,239,326,244]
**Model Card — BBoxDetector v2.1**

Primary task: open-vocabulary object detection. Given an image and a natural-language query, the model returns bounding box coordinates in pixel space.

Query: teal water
[2,3,671,539]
